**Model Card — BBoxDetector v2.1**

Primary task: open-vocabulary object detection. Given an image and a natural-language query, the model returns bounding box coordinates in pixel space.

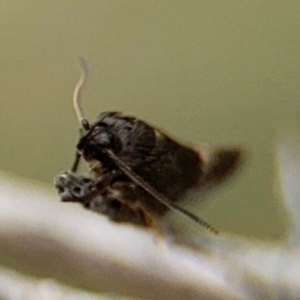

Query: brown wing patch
[198,147,243,186]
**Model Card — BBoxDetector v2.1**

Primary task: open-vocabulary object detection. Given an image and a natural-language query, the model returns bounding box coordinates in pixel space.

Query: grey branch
[0,135,299,300]
[0,266,135,300]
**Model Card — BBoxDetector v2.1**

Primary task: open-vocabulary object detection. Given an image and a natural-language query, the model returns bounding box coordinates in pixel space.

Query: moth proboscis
[54,58,243,235]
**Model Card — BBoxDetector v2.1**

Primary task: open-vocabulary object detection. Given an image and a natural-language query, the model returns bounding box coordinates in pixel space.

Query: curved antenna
[73,57,90,130]
[105,149,218,234]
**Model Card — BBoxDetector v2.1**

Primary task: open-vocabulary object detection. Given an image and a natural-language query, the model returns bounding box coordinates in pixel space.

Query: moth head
[77,122,121,162]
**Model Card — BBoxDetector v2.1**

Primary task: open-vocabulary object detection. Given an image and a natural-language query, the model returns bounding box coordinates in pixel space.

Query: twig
[0,266,136,300]
[0,131,299,300]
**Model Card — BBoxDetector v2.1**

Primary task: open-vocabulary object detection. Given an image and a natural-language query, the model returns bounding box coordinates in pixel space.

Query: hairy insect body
[57,111,239,230]
[55,111,241,232]
[78,112,204,216]
[55,60,242,234]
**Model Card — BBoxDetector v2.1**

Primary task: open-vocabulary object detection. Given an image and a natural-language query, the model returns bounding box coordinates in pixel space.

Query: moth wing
[200,147,242,181]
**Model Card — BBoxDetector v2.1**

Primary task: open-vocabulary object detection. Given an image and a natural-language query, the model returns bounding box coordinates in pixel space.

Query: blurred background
[1,1,300,240]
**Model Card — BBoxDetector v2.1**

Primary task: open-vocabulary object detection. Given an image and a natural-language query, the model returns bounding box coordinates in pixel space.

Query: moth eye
[93,127,114,147]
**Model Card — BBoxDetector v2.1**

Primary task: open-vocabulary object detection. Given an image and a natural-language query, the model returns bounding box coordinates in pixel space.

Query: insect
[54,59,242,235]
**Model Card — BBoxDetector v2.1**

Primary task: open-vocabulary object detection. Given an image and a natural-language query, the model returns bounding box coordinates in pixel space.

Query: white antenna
[73,57,89,127]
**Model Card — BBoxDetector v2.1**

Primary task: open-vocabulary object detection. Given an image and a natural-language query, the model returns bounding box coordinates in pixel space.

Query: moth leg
[92,198,147,227]
[104,181,140,207]
[100,182,147,226]
[54,172,146,226]
[54,170,123,205]
[55,172,171,233]
[142,213,177,242]
[105,181,175,237]
[54,171,97,205]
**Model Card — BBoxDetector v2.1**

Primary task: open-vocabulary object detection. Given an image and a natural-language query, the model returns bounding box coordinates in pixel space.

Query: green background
[1,1,299,239]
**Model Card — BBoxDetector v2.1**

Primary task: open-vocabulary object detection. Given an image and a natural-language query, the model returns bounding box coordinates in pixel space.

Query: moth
[54,59,242,234]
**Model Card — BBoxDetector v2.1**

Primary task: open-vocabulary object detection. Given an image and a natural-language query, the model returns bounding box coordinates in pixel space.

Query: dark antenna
[71,152,81,173]
[105,149,218,234]
[73,57,90,131]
